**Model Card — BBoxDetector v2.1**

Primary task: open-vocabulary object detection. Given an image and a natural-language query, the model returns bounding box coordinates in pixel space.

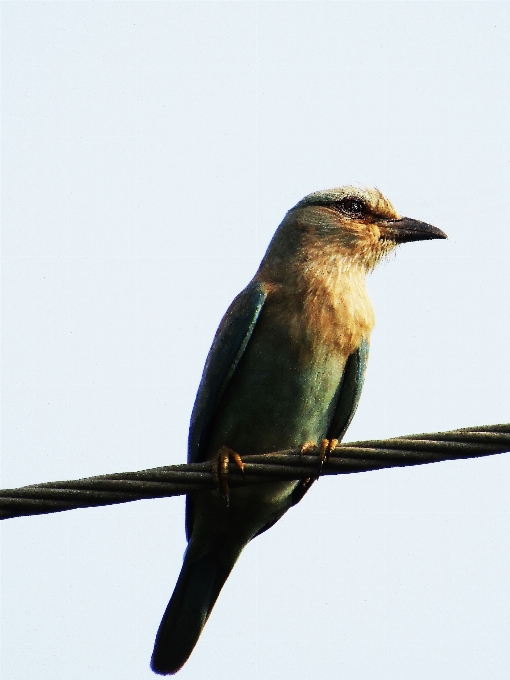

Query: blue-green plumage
[150,186,446,675]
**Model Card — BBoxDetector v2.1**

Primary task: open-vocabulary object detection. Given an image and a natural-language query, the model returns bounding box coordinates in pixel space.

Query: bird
[150,185,447,675]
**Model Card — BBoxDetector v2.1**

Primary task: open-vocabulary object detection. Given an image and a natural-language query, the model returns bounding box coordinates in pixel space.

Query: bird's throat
[263,256,374,359]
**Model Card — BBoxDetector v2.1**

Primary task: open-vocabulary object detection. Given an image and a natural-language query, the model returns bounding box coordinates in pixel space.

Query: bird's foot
[317,438,338,476]
[300,441,316,456]
[212,446,245,507]
[300,439,337,477]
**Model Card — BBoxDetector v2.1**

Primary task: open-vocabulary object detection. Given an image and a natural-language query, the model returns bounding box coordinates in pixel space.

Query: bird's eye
[336,198,366,217]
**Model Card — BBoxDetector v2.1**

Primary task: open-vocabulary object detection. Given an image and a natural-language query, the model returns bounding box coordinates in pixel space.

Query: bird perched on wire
[150,185,447,675]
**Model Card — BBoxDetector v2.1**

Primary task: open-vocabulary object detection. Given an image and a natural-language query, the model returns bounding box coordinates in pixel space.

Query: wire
[1,423,509,520]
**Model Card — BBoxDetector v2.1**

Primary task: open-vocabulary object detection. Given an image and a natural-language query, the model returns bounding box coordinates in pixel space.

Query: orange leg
[212,445,245,506]
[317,438,338,475]
[299,438,338,477]
[300,441,316,457]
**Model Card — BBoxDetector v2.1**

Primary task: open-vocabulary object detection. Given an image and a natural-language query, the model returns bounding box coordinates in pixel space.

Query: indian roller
[150,186,447,674]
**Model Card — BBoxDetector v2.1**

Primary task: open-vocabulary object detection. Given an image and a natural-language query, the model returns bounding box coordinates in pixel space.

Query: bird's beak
[379,217,447,243]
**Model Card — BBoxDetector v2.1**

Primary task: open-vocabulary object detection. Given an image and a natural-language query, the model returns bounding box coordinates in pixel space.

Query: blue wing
[327,337,369,441]
[287,338,369,510]
[186,280,266,539]
[188,280,267,466]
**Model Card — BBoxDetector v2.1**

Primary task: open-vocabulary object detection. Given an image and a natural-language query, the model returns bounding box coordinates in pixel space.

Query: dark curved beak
[379,217,447,243]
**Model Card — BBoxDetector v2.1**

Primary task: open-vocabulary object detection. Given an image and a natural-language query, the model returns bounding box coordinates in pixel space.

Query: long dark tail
[150,550,238,675]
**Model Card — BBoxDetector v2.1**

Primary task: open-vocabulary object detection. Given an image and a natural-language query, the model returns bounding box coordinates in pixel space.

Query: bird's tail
[150,549,239,675]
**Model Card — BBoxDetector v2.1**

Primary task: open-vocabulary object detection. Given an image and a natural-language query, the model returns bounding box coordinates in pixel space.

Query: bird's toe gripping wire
[300,438,338,478]
[212,446,245,507]
[317,438,338,476]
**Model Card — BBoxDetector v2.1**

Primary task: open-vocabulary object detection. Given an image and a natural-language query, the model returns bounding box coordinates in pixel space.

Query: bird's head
[271,185,447,273]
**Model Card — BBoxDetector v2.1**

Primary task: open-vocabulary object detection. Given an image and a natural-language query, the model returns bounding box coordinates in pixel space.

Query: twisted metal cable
[1,423,509,520]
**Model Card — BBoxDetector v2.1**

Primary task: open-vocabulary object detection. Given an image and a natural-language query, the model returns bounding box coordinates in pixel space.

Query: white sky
[2,2,510,679]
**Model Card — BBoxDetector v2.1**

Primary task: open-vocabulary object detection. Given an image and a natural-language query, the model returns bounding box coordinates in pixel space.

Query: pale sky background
[2,2,510,679]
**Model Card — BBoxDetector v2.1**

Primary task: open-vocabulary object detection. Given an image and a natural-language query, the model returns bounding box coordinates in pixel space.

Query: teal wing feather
[186,280,266,538]
[327,337,369,441]
[188,280,267,465]
[288,338,369,510]
[153,282,266,674]
[288,340,369,508]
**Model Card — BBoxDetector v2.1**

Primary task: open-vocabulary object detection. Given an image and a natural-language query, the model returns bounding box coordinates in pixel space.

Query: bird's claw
[317,438,338,476]
[300,441,316,457]
[299,438,337,477]
[212,446,245,507]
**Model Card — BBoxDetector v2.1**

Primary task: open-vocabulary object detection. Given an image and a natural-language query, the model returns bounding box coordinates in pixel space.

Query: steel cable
[1,423,509,520]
